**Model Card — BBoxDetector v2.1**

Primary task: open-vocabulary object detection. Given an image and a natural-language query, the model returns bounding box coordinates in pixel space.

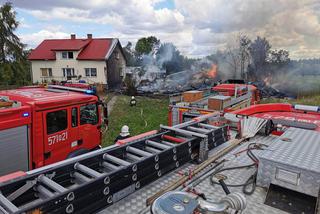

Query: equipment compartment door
[0,126,29,176]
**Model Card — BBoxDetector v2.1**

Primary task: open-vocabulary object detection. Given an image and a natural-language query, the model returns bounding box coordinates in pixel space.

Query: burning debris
[127,59,219,94]
[251,81,294,98]
[123,36,318,98]
[126,62,294,99]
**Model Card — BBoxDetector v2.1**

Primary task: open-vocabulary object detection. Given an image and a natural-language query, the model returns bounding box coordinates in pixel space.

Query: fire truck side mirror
[98,101,108,126]
[103,102,108,125]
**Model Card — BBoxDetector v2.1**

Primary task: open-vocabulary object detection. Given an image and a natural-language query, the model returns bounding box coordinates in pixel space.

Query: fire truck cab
[0,86,106,176]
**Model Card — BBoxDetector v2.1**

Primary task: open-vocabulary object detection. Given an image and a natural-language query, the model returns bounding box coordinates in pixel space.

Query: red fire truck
[0,85,107,176]
[168,83,260,126]
[212,83,260,105]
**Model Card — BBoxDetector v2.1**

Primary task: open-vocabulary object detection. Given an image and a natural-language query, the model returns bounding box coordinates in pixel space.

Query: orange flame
[207,64,217,79]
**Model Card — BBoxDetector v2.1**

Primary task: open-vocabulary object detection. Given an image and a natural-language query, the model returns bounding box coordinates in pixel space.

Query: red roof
[51,39,90,51]
[77,39,112,60]
[28,38,114,61]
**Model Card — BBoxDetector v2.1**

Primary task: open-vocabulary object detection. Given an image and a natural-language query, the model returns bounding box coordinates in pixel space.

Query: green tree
[0,2,24,62]
[135,36,160,55]
[0,2,30,85]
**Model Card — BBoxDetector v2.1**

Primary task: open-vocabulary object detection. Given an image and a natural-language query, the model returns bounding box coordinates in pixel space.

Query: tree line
[123,34,294,81]
[123,36,197,75]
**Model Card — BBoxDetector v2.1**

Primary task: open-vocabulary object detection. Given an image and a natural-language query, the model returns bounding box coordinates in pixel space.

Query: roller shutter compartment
[0,126,29,176]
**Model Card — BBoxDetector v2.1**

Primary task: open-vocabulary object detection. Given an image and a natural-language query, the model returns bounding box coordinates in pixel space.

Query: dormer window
[62,51,74,59]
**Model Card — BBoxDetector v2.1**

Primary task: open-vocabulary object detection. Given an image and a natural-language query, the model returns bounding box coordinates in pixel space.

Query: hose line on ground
[210,143,266,195]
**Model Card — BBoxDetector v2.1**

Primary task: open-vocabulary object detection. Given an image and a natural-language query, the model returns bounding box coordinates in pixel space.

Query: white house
[28,34,126,89]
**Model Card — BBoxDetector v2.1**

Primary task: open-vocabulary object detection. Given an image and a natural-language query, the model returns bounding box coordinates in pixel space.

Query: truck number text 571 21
[48,132,68,146]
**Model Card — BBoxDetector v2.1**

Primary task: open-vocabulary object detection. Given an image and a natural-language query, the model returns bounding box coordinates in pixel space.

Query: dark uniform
[114,134,131,143]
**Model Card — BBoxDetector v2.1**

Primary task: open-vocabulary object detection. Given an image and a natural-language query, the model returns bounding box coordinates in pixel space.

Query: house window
[62,68,75,80]
[46,110,67,135]
[119,67,124,77]
[85,68,97,77]
[40,68,52,77]
[62,51,74,59]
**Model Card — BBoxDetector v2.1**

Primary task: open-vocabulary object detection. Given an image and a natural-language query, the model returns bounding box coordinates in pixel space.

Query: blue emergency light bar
[48,85,96,95]
[22,112,29,117]
[85,89,94,94]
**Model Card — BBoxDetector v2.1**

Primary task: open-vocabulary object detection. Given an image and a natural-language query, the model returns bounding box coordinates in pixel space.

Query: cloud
[173,0,320,58]
[291,45,320,59]
[15,0,184,34]
[20,29,70,47]
[4,0,320,59]
[18,17,31,28]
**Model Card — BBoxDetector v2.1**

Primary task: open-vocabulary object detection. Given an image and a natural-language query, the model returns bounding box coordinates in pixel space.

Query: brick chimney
[71,34,76,39]
[87,34,92,39]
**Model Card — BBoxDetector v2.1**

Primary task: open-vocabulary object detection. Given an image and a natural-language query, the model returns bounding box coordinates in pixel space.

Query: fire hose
[151,191,246,214]
[210,143,268,195]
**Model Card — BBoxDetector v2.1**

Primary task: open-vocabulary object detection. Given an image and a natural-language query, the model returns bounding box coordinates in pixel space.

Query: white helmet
[120,125,130,137]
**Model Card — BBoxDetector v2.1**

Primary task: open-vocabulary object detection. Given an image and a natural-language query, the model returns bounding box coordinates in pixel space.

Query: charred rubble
[251,81,296,99]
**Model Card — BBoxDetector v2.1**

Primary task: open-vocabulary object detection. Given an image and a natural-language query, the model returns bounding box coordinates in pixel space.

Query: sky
[2,0,320,59]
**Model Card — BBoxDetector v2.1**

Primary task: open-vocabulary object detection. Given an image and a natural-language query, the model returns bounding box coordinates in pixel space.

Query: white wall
[31,51,107,84]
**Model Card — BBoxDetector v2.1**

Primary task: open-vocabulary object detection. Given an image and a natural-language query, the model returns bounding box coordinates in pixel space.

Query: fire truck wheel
[67,149,89,159]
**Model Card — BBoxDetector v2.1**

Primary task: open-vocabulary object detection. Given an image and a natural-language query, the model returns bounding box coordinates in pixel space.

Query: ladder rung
[74,163,102,178]
[126,153,142,162]
[187,126,210,134]
[160,125,207,138]
[37,185,55,198]
[38,175,67,193]
[161,141,176,147]
[0,192,19,213]
[73,172,91,183]
[199,123,218,130]
[103,154,137,172]
[146,140,171,150]
[126,146,153,158]
[145,146,161,154]
[7,180,36,202]
[101,162,122,171]
[103,154,131,167]
[161,135,185,143]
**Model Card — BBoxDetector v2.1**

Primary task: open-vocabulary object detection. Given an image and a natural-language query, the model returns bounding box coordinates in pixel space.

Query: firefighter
[114,125,131,143]
[130,96,136,106]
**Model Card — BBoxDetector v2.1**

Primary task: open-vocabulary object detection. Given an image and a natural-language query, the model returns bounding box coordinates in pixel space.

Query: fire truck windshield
[80,104,98,125]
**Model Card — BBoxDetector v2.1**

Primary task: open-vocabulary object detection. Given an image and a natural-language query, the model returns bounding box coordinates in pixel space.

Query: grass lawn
[102,95,169,147]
